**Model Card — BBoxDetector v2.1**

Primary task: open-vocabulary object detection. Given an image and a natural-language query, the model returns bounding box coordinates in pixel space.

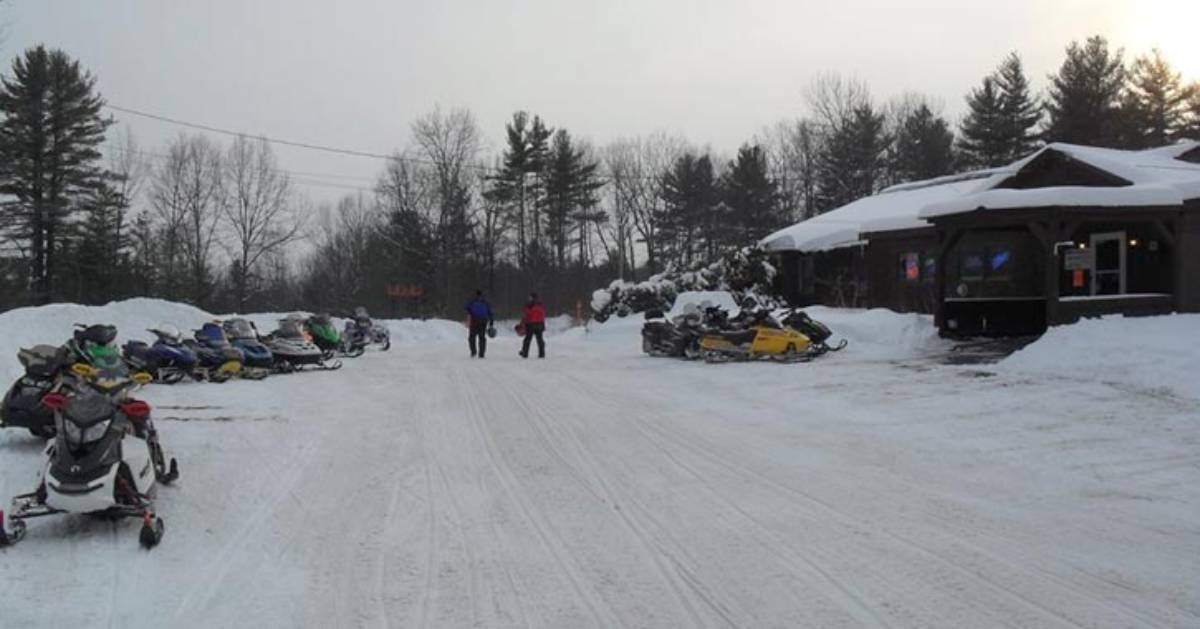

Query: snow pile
[999,314,1200,400]
[804,306,946,358]
[0,298,216,383]
[0,299,480,383]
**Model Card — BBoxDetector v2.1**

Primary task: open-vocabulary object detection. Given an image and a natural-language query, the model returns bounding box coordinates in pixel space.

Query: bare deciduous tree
[221,135,304,311]
[150,133,222,302]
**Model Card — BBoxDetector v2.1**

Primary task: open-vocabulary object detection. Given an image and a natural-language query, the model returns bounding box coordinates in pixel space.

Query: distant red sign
[386,284,424,299]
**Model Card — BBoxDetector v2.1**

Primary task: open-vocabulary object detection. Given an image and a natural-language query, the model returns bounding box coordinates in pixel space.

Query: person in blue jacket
[463,289,494,358]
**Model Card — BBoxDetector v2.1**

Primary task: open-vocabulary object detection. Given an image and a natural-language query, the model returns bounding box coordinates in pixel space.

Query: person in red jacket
[519,292,546,359]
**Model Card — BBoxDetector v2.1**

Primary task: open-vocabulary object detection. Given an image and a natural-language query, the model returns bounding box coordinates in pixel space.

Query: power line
[102,142,379,194]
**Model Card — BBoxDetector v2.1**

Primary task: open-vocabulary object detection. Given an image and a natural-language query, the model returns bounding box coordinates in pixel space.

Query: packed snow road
[2,321,1198,628]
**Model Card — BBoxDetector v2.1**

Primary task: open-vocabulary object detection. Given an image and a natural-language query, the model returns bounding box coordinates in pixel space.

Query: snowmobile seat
[720,329,759,345]
[18,345,65,379]
[644,309,664,320]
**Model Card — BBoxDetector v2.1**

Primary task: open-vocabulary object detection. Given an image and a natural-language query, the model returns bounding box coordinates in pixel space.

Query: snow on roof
[760,170,1008,253]
[763,141,1200,253]
[920,140,1200,219]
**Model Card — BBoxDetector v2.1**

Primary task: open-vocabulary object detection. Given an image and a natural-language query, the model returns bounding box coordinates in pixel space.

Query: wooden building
[922,142,1200,336]
[762,141,1200,336]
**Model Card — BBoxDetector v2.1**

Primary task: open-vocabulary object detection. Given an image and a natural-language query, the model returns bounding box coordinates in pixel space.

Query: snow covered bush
[590,245,781,322]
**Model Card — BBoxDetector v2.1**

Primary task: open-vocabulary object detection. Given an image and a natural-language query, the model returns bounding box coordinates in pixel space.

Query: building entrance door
[1090,231,1126,295]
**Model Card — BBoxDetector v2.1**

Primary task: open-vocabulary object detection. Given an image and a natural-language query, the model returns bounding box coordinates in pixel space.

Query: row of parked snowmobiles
[0,308,391,549]
[121,309,391,385]
[641,302,847,363]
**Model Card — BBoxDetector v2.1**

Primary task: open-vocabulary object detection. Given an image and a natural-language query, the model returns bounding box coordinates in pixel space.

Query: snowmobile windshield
[197,323,228,345]
[276,320,305,338]
[226,320,257,340]
[65,391,114,427]
[354,307,369,319]
[152,325,183,344]
[85,343,123,369]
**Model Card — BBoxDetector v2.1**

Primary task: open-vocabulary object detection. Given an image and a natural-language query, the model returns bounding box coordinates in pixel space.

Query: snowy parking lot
[1,304,1198,628]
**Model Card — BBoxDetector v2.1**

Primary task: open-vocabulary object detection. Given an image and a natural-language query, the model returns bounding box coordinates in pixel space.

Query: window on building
[899,252,920,282]
[922,255,937,284]
[960,253,985,281]
[988,249,1013,279]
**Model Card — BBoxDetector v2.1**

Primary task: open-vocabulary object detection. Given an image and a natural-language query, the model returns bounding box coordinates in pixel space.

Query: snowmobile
[63,323,123,369]
[641,301,733,359]
[122,325,198,384]
[641,308,704,359]
[223,318,274,372]
[0,345,68,438]
[304,313,346,358]
[263,317,340,372]
[0,361,178,549]
[341,307,390,355]
[184,322,251,382]
[698,309,844,363]
[778,309,848,355]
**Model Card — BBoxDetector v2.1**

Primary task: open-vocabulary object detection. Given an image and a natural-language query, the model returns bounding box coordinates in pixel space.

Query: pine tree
[816,103,888,211]
[659,153,719,265]
[892,103,955,182]
[995,53,1042,160]
[959,53,1041,168]
[722,145,784,248]
[1044,36,1127,147]
[1181,84,1200,140]
[958,77,1005,167]
[0,46,112,304]
[1125,49,1190,146]
[542,129,603,269]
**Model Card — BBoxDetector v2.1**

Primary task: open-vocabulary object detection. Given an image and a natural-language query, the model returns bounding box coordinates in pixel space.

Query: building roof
[760,170,1009,253]
[920,141,1200,219]
[762,141,1200,253]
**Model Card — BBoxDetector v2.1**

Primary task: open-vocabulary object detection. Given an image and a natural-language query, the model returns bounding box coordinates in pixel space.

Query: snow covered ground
[1,300,1197,628]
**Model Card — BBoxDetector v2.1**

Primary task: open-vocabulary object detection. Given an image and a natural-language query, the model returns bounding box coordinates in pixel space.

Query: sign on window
[1063,248,1094,271]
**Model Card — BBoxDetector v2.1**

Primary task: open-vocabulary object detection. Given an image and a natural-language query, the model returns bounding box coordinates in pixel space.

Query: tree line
[1,36,1198,316]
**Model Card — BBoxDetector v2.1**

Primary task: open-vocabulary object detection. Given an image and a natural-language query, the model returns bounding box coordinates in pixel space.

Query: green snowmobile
[304,314,344,358]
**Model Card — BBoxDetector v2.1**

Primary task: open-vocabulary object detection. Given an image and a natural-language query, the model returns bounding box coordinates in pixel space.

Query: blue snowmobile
[122,325,198,384]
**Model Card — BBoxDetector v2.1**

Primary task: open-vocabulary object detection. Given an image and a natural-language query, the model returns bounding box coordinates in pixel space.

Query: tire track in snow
[513,364,890,628]
[559,369,1150,629]
[480,364,740,629]
[452,366,622,629]
[168,420,324,624]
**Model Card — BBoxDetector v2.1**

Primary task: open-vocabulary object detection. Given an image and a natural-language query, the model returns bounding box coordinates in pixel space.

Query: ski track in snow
[1,323,1199,628]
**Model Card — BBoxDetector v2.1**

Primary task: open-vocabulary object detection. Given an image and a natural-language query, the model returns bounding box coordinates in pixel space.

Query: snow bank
[0,299,484,383]
[0,298,216,383]
[803,306,946,358]
[999,314,1200,401]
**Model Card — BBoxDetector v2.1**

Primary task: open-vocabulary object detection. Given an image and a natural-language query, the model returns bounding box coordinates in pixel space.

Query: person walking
[463,289,494,358]
[519,292,546,359]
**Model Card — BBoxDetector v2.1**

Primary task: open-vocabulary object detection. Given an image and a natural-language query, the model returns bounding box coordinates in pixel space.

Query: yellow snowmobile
[699,325,815,363]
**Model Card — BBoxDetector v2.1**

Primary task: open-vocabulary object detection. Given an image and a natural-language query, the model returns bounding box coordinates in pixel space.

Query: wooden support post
[934,226,963,329]
[1043,220,1062,328]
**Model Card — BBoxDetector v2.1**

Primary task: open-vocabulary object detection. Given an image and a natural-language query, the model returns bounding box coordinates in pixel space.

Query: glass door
[1090,231,1126,295]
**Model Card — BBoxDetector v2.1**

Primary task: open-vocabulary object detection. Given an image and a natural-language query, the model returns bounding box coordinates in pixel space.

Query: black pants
[468,322,488,357]
[520,322,545,358]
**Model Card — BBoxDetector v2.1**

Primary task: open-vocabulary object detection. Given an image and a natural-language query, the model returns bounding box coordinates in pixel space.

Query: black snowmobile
[641,303,730,359]
[341,307,389,355]
[777,309,849,356]
[263,317,341,372]
[0,358,179,548]
[0,345,68,438]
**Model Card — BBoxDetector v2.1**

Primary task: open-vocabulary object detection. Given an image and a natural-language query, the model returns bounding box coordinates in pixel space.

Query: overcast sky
[4,0,1196,201]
